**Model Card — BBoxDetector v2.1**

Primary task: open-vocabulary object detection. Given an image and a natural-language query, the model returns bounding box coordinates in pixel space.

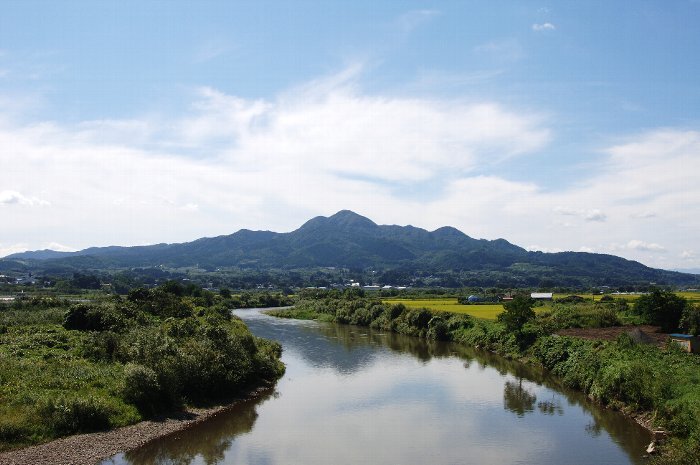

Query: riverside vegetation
[269,288,700,464]
[0,283,285,451]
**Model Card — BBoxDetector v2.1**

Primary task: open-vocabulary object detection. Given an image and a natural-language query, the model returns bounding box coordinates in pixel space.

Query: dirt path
[0,387,270,465]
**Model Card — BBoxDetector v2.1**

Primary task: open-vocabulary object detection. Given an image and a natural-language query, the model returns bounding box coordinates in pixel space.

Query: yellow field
[677,291,700,303]
[383,291,700,321]
[382,298,506,320]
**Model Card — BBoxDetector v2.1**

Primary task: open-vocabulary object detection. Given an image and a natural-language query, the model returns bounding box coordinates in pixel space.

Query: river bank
[0,386,272,465]
[267,297,700,464]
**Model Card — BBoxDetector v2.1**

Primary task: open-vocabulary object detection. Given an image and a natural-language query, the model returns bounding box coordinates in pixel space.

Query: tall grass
[0,291,285,451]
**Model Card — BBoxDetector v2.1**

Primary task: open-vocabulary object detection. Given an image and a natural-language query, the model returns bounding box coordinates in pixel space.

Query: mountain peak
[298,210,378,232]
[327,210,377,228]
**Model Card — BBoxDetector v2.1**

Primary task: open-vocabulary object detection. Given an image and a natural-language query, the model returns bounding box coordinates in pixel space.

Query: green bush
[39,395,112,435]
[0,415,32,444]
[590,359,662,409]
[122,363,163,414]
[427,315,448,341]
[633,288,688,331]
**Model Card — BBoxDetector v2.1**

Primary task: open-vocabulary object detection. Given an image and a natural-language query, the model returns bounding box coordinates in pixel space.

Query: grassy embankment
[270,293,700,464]
[0,289,285,452]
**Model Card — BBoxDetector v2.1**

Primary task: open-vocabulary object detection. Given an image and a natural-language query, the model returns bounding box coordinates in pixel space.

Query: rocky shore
[0,387,271,465]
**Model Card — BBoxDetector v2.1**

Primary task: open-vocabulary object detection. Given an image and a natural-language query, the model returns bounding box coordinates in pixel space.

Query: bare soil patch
[556,325,668,347]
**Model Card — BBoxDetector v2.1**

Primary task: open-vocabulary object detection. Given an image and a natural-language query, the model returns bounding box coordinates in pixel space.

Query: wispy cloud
[532,22,556,32]
[473,39,524,61]
[630,211,656,219]
[396,9,441,33]
[193,40,234,63]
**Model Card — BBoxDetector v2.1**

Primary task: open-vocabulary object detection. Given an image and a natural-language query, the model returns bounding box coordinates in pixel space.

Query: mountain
[5,210,698,287]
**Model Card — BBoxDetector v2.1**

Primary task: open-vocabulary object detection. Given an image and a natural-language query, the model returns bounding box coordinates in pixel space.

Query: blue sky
[1,0,700,270]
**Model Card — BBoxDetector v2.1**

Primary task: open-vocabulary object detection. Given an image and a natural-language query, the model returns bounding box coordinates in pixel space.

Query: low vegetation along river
[102,308,650,465]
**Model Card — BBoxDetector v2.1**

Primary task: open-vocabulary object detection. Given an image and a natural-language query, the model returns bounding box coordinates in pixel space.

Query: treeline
[0,285,285,451]
[270,290,700,463]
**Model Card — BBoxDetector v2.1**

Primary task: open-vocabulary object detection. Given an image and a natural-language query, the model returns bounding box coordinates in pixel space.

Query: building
[531,292,553,300]
[669,334,700,353]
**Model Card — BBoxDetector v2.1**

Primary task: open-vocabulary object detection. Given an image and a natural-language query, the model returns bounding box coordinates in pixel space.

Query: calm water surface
[102,308,650,465]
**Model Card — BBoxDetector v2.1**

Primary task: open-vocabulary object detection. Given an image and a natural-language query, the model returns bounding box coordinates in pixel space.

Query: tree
[680,305,700,336]
[497,294,536,334]
[633,288,688,332]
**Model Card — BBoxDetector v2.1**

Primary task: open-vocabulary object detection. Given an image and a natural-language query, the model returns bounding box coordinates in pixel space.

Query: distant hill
[5,210,699,287]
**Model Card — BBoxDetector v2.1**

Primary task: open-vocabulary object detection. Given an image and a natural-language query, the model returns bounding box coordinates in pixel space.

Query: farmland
[381,298,507,320]
[383,291,700,320]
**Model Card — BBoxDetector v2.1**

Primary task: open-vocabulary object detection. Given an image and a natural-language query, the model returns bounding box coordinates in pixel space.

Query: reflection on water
[102,309,650,465]
[503,379,537,417]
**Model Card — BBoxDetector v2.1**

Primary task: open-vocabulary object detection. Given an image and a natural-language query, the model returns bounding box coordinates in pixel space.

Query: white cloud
[181,203,199,212]
[0,67,550,251]
[626,240,666,252]
[526,245,563,253]
[553,206,606,222]
[0,243,29,257]
[0,241,75,258]
[682,250,695,259]
[1,66,699,270]
[0,190,50,206]
[583,209,607,222]
[45,242,76,252]
[532,23,556,32]
[630,211,656,219]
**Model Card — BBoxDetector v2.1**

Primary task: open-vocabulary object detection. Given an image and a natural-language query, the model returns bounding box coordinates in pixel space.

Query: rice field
[382,298,507,320]
[383,291,700,321]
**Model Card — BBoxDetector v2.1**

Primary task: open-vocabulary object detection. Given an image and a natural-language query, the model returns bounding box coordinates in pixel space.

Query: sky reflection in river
[103,309,649,465]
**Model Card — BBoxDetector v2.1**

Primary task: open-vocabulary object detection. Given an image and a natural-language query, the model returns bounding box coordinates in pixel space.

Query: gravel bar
[0,387,271,465]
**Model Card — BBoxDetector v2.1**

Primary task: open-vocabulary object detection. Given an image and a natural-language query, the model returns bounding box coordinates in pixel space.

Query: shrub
[39,396,112,435]
[122,363,163,414]
[591,307,621,328]
[427,316,448,341]
[680,305,700,336]
[80,331,123,362]
[590,359,662,410]
[389,303,406,320]
[0,415,32,444]
[634,288,688,332]
[63,304,128,332]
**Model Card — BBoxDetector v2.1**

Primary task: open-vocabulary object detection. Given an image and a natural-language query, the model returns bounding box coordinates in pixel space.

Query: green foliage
[634,288,689,331]
[427,316,449,341]
[38,395,113,435]
[121,364,163,415]
[531,332,700,457]
[497,294,535,334]
[0,283,285,451]
[680,305,700,336]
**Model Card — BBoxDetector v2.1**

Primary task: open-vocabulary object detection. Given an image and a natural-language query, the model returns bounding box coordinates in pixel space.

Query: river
[102,308,650,465]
